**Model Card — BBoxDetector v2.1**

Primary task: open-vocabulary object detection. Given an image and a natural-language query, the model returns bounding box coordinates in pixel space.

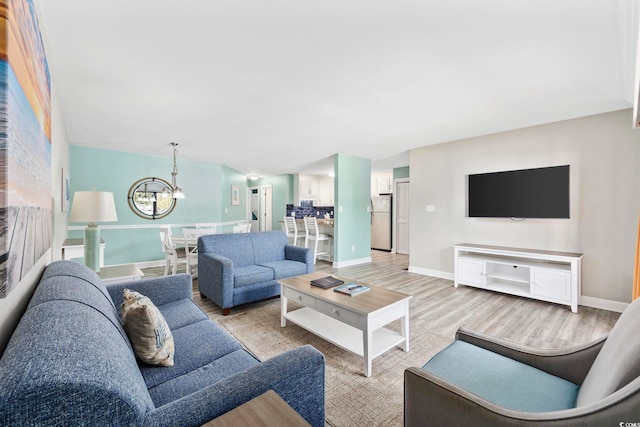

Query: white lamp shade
[172,186,185,199]
[70,191,118,223]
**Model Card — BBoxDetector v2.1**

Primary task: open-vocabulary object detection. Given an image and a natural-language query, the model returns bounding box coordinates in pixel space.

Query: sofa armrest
[197,253,235,309]
[145,345,325,427]
[455,327,606,385]
[285,244,314,273]
[106,274,193,312]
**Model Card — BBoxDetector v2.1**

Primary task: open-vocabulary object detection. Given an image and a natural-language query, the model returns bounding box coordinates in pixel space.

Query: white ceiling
[36,0,638,176]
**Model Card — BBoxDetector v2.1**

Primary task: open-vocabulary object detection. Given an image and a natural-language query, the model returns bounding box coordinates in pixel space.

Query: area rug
[216,301,451,427]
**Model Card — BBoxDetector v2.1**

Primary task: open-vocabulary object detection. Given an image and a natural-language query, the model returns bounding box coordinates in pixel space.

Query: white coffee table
[279,271,412,377]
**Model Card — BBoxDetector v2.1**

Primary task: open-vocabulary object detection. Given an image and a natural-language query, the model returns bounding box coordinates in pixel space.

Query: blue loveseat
[198,230,314,315]
[0,260,325,426]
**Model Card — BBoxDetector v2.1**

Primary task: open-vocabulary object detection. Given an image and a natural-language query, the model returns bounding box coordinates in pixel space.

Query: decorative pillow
[121,289,175,367]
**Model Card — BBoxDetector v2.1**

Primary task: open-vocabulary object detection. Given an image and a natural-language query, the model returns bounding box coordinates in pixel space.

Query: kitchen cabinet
[296,174,334,206]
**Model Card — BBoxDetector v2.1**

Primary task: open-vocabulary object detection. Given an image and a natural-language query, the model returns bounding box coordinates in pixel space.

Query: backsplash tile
[286,203,334,219]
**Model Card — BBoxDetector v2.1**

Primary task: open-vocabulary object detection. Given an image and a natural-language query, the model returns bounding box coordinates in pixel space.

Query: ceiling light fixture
[169,142,185,199]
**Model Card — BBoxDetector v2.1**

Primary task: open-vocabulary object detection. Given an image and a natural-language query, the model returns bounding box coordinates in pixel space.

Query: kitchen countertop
[279,218,334,234]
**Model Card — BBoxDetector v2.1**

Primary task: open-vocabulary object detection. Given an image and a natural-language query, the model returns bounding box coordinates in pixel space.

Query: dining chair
[303,217,331,264]
[181,228,201,277]
[233,222,251,233]
[195,223,217,233]
[284,216,305,246]
[159,225,188,275]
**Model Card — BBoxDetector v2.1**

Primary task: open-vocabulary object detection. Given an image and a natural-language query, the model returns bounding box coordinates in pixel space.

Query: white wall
[409,109,640,305]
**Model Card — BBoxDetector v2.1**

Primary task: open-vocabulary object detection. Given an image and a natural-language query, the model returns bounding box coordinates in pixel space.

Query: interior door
[395,180,409,254]
[260,185,272,231]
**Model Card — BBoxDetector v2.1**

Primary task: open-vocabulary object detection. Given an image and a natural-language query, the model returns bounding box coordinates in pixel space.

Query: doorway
[394,178,409,254]
[249,187,260,231]
[260,185,272,231]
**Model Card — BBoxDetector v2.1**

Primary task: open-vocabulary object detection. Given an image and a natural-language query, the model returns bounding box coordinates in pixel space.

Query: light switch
[426,204,436,212]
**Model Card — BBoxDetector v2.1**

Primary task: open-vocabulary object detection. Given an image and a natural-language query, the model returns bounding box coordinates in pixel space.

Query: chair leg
[313,238,319,264]
[164,260,170,276]
[222,308,232,316]
[171,257,178,275]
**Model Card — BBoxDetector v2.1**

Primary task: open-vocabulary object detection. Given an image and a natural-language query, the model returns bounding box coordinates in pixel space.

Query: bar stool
[284,216,305,246]
[304,217,331,264]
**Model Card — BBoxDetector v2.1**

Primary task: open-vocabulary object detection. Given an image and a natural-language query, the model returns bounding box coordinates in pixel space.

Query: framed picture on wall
[62,168,70,211]
[231,185,240,205]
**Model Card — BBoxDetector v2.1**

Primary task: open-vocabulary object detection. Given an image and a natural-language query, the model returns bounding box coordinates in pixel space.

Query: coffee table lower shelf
[284,307,406,359]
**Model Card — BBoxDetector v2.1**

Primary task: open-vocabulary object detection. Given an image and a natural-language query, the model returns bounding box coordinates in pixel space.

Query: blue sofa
[0,260,325,426]
[198,230,314,315]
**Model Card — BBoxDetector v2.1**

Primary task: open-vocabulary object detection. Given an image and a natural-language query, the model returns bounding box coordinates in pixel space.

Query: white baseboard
[332,257,372,268]
[408,266,454,281]
[107,260,164,269]
[579,296,628,313]
[408,267,628,313]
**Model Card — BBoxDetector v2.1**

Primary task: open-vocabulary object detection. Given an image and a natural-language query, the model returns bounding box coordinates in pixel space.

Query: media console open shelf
[454,243,582,313]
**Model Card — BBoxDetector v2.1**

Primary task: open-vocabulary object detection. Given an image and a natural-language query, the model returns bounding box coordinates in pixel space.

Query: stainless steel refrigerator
[371,194,392,251]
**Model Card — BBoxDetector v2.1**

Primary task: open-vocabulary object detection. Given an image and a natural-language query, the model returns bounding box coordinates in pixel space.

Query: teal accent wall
[221,165,249,227]
[394,166,410,179]
[69,146,246,265]
[333,154,371,263]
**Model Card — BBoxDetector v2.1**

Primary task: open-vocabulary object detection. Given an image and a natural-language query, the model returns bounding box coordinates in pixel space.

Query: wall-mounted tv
[468,165,570,219]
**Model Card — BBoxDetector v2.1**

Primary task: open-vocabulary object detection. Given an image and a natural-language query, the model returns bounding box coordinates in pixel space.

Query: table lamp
[69,190,118,272]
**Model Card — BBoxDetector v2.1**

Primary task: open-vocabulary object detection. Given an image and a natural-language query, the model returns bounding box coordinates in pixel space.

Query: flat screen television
[468,165,570,218]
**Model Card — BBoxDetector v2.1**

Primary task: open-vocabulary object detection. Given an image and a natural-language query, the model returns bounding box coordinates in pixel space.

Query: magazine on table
[333,283,370,296]
[310,276,344,289]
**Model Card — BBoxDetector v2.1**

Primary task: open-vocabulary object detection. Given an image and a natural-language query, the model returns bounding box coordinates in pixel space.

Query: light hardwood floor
[143,250,620,349]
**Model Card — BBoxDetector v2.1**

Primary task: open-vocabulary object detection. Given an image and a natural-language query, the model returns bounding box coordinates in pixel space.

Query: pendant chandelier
[169,142,185,199]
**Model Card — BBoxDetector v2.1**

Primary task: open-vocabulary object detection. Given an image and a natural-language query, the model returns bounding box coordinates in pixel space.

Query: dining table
[171,228,217,247]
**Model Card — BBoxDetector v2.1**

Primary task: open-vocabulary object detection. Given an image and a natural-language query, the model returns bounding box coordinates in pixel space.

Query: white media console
[454,243,582,313]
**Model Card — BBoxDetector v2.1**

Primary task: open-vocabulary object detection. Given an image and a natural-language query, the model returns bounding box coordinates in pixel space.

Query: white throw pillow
[121,289,175,367]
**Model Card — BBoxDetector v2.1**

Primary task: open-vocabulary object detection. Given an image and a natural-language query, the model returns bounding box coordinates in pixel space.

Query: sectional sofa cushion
[258,260,308,280]
[122,289,175,367]
[234,265,274,287]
